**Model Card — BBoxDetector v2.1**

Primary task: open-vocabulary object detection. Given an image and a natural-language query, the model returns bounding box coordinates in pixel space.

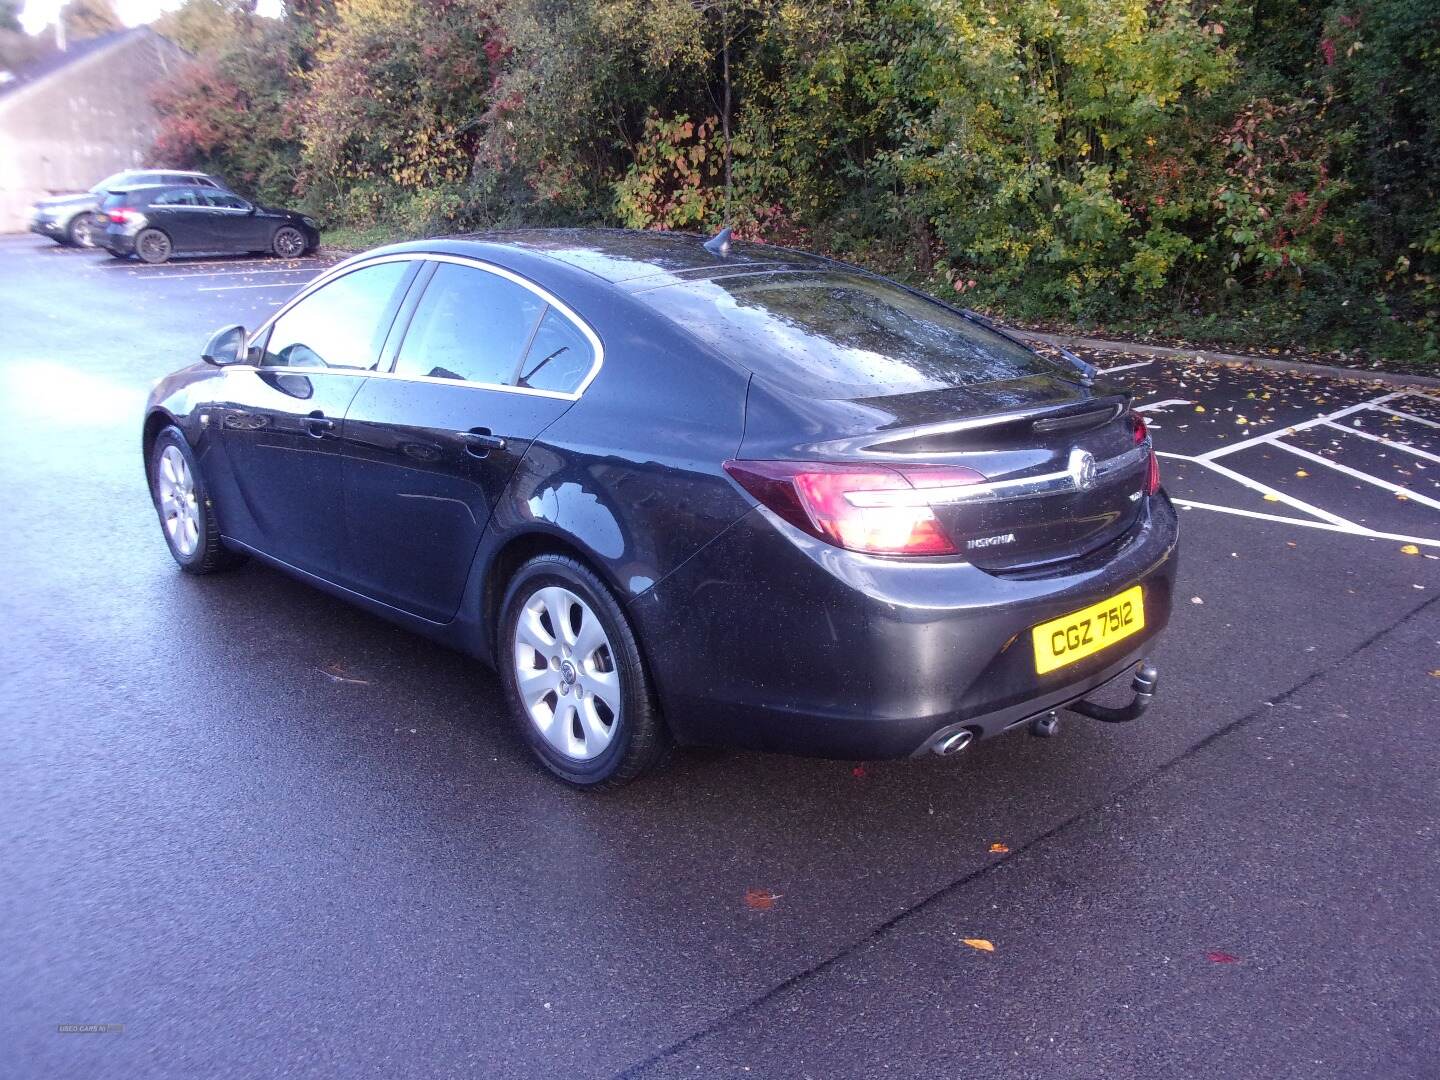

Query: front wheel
[135,228,172,264]
[149,427,245,574]
[498,555,667,787]
[271,226,307,258]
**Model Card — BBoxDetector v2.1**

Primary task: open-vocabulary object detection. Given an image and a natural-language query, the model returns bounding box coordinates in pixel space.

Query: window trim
[240,252,604,401]
[252,258,420,373]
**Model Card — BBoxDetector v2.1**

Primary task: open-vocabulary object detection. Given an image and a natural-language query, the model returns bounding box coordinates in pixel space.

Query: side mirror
[202,324,248,367]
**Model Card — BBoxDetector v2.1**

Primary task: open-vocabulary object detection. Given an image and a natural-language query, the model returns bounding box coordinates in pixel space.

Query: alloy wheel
[512,586,621,761]
[273,227,306,258]
[156,445,200,556]
[137,229,171,264]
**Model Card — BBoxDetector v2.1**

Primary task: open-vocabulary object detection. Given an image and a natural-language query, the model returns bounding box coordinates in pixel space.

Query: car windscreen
[90,172,134,193]
[635,271,1063,398]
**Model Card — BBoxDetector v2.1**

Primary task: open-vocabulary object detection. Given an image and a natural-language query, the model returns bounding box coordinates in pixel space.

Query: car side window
[261,262,413,370]
[392,263,544,386]
[516,307,596,393]
[152,189,199,207]
[204,192,248,210]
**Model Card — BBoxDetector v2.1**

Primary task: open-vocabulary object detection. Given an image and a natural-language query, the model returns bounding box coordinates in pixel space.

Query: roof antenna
[703,1,734,259]
[703,227,732,257]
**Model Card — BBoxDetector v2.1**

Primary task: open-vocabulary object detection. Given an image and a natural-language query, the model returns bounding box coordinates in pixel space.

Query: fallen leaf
[1194,405,1207,413]
[988,843,1010,854]
[1295,470,1309,478]
[1207,950,1239,964]
[1428,670,1440,678]
[744,889,779,910]
[851,765,867,779]
[318,663,370,686]
[1190,596,1204,605]
[1400,544,1420,555]
[1263,494,1281,502]
[962,938,995,952]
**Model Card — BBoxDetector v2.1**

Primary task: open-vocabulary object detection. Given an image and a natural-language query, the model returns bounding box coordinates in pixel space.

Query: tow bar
[1066,662,1159,724]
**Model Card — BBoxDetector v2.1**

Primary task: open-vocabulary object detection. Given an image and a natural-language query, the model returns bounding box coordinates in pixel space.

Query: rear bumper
[102,228,138,255]
[629,492,1179,759]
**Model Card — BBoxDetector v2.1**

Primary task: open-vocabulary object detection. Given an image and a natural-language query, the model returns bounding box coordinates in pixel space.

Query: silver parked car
[29,169,230,248]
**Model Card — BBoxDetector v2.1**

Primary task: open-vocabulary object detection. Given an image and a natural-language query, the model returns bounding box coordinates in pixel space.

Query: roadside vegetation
[145,0,1438,369]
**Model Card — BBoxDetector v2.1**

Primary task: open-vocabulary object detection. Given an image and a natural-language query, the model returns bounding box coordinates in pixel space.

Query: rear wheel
[499,555,667,787]
[135,228,172,264]
[149,427,245,574]
[272,226,306,258]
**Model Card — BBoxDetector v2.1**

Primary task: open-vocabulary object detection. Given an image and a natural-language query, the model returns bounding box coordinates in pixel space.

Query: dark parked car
[142,230,1178,786]
[101,185,319,264]
[28,169,229,248]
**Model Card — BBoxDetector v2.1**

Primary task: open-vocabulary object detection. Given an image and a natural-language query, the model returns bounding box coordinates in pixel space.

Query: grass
[319,223,408,254]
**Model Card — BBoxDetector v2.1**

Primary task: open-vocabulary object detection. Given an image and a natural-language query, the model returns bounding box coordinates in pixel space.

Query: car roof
[435,228,839,288]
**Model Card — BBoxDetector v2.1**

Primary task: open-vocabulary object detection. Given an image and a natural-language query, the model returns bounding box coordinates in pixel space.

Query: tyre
[148,427,245,575]
[498,554,668,788]
[271,226,307,258]
[135,228,172,264]
[69,212,103,248]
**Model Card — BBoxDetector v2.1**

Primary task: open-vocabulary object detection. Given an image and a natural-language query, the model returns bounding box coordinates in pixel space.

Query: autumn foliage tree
[144,0,1438,364]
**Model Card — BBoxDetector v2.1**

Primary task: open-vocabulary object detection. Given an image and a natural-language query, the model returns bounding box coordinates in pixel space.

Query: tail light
[1132,413,1161,495]
[107,208,141,224]
[723,460,986,556]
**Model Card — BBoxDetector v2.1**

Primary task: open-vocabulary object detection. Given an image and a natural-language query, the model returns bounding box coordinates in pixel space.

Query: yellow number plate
[1032,585,1144,675]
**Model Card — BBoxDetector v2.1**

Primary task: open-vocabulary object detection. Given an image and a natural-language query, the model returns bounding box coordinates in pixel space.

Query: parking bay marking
[1134,399,1192,414]
[1319,420,1440,465]
[197,282,312,292]
[1168,498,1440,550]
[1156,390,1440,546]
[1268,440,1440,512]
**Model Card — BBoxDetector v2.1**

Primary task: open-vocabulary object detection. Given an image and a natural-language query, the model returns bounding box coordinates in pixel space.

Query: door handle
[461,429,507,457]
[306,412,335,438]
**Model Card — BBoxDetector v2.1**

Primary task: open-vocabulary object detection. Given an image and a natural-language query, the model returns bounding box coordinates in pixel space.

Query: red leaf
[744,889,779,910]
[851,765,867,779]
[1207,950,1239,964]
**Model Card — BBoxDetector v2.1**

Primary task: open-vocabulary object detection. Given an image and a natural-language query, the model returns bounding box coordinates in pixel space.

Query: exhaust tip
[932,729,974,757]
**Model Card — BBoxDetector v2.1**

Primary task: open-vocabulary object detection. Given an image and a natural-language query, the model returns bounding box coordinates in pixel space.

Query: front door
[344,260,596,621]
[213,259,418,580]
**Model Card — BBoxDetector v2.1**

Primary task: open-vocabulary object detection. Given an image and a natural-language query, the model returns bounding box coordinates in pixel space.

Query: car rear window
[635,271,1062,398]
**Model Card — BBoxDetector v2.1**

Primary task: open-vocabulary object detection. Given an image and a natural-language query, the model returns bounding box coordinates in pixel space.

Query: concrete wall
[0,31,188,232]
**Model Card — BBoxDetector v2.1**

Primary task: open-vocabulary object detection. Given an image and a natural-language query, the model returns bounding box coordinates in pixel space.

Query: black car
[28,169,229,248]
[142,230,1178,787]
[101,185,319,264]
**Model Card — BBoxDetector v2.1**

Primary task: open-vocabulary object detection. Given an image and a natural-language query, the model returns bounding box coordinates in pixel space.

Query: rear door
[212,259,419,580]
[143,187,206,250]
[342,258,596,621]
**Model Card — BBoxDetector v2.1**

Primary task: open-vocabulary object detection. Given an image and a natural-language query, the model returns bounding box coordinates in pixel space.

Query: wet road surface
[2,236,1436,1079]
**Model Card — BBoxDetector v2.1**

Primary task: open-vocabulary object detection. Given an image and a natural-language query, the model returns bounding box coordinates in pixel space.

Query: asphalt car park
[3,234,1437,1078]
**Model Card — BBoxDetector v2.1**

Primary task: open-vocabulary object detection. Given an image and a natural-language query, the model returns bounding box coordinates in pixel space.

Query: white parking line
[1135,399,1192,414]
[1170,498,1440,549]
[1372,405,1440,431]
[98,258,329,272]
[124,267,322,281]
[1321,419,1440,465]
[1187,453,1360,527]
[1198,392,1406,462]
[197,282,307,292]
[1099,360,1153,374]
[1270,440,1440,511]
